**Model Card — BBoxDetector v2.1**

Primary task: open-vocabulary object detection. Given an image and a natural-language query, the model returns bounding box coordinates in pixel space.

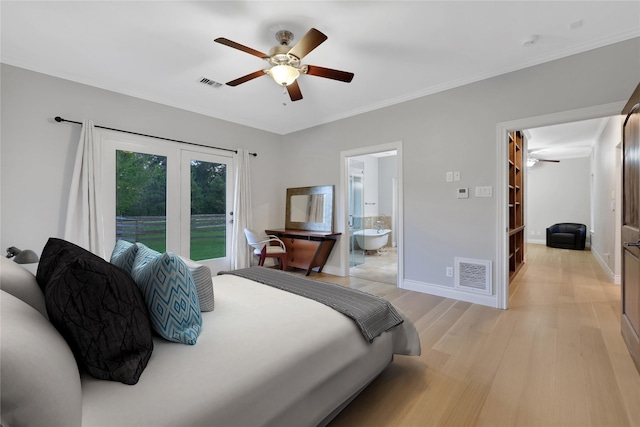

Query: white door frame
[339,141,404,287]
[180,150,234,272]
[496,101,626,309]
[100,129,234,269]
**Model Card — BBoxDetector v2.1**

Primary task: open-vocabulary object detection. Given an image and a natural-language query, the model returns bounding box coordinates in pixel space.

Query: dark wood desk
[265,229,341,276]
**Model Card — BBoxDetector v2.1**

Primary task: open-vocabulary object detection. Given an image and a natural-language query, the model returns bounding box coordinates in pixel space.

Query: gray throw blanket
[219,267,404,343]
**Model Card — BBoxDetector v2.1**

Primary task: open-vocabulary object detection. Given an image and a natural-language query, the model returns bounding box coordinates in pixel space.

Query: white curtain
[63,119,106,258]
[230,149,253,269]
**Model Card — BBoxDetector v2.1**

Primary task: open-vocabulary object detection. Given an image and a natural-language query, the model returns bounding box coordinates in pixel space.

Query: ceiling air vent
[199,77,223,88]
[454,257,492,295]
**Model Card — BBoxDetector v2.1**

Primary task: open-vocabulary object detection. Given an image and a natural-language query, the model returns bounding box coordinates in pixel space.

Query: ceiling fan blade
[286,80,303,101]
[305,65,354,83]
[288,28,327,60]
[226,70,266,87]
[214,37,269,59]
[538,159,560,163]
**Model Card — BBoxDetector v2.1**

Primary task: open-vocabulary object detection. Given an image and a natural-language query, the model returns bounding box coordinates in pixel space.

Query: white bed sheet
[81,274,419,427]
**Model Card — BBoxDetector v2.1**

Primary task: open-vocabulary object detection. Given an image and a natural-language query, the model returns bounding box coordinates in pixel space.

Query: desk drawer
[285,238,319,269]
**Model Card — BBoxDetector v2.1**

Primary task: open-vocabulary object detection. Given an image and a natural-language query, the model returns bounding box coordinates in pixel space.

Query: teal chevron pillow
[135,252,202,345]
[131,243,161,285]
[110,240,138,273]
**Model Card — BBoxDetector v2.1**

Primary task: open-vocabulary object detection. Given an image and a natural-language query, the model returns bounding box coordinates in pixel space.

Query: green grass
[117,216,227,261]
[190,234,226,261]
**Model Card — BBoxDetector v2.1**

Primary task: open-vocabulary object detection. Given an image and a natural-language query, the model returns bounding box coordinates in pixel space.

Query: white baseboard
[321,265,342,276]
[527,238,546,245]
[526,239,592,249]
[402,279,499,308]
[591,246,620,284]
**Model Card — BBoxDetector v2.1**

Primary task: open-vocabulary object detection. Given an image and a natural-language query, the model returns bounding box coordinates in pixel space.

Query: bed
[1,241,420,427]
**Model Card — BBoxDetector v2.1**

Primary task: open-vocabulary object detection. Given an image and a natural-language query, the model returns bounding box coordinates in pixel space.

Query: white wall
[348,154,397,218]
[378,156,397,217]
[526,158,592,244]
[592,116,624,281]
[0,64,283,256]
[351,154,379,217]
[280,38,639,306]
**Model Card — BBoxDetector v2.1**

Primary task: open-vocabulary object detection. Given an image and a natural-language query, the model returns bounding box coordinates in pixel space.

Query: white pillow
[1,290,82,427]
[180,257,215,312]
[0,256,48,318]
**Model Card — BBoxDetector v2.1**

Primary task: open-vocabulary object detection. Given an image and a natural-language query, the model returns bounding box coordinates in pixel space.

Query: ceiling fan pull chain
[282,85,287,106]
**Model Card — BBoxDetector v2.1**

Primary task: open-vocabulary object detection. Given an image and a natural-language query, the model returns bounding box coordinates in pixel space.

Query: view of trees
[115,151,226,216]
[116,151,167,216]
[115,150,227,259]
[189,160,227,215]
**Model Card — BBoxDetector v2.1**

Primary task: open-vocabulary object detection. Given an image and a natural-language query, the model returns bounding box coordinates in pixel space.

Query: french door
[180,150,233,271]
[101,131,234,272]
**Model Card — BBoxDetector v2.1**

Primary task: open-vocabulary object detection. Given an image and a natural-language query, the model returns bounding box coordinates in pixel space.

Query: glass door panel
[181,151,233,272]
[115,150,167,253]
[349,167,365,267]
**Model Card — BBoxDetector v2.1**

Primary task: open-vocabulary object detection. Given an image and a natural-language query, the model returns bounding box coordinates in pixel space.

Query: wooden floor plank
[315,244,640,427]
[580,325,631,426]
[553,301,592,426]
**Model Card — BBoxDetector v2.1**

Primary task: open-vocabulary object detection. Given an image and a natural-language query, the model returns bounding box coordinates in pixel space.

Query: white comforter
[81,274,420,427]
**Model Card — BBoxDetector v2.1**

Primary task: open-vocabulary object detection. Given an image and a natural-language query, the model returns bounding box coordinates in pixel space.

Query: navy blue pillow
[37,238,153,385]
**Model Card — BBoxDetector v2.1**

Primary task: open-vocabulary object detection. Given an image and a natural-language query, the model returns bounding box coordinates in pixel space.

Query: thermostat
[457,188,469,199]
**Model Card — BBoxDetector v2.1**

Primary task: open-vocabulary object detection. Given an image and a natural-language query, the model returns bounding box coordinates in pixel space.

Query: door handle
[624,241,640,247]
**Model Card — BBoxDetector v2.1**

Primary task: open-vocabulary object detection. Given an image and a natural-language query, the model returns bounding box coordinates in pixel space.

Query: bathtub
[353,229,391,251]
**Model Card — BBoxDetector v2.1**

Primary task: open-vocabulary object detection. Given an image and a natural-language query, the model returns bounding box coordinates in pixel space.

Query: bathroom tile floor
[349,247,397,285]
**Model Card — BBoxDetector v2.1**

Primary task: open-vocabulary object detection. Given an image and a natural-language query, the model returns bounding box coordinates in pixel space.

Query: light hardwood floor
[313,244,640,427]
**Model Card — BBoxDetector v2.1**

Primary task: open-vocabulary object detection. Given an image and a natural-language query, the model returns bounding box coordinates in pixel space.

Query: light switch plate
[475,186,493,197]
[446,171,453,182]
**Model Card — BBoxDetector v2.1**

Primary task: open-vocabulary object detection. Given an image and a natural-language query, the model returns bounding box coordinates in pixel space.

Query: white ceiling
[1,1,639,136]
[526,117,609,161]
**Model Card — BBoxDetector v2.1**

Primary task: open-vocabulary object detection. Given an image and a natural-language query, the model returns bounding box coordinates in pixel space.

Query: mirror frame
[285,185,334,232]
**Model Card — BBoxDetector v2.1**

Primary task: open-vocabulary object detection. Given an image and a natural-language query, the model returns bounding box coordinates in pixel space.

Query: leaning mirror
[285,185,334,232]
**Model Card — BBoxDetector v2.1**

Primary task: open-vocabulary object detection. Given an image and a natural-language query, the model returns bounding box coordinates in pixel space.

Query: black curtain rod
[54,116,257,157]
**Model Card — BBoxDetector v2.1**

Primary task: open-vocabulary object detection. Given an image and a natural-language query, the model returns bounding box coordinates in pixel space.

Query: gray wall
[378,155,397,217]
[526,158,592,243]
[0,64,283,256]
[280,38,640,299]
[592,116,624,280]
[2,37,638,306]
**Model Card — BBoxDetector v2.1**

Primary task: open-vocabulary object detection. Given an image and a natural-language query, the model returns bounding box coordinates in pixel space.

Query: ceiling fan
[214,28,354,102]
[527,150,560,166]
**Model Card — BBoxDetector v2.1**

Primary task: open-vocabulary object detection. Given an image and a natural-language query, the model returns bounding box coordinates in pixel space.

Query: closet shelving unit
[508,130,525,279]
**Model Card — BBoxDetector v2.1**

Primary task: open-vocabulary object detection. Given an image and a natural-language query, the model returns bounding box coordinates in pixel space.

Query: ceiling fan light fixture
[268,64,300,86]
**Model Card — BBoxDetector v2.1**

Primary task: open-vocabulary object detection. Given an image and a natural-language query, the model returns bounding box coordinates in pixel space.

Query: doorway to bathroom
[342,142,402,286]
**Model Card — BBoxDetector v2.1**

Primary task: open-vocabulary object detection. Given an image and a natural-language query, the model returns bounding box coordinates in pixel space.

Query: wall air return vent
[455,257,492,295]
[199,77,223,88]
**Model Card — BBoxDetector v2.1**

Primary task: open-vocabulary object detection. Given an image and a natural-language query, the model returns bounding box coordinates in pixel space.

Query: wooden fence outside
[116,214,227,245]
